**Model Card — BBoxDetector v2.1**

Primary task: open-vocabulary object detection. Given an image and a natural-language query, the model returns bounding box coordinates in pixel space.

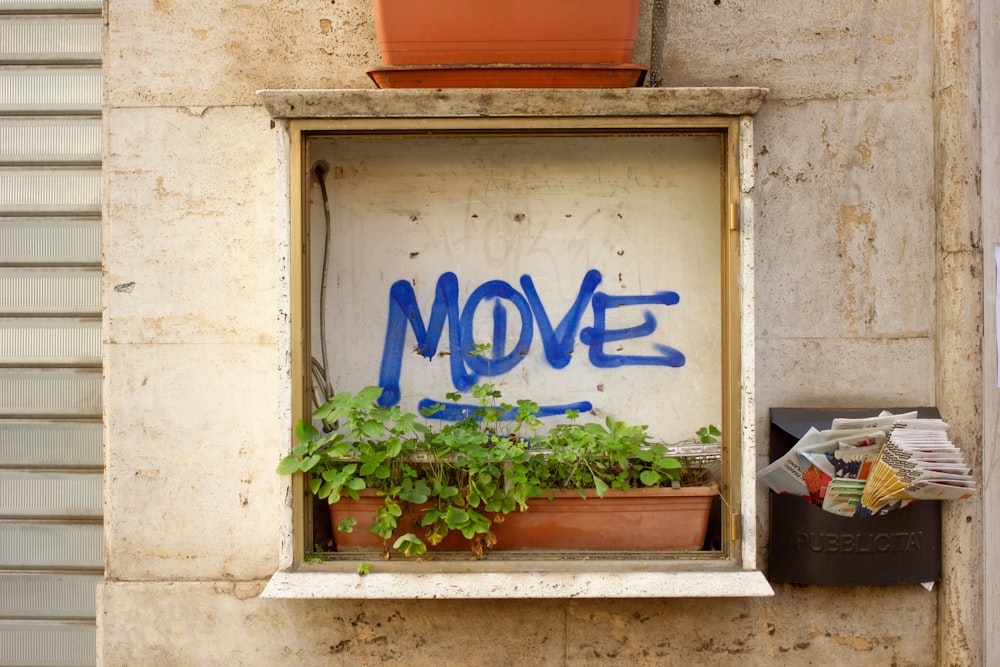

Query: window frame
[262,89,771,598]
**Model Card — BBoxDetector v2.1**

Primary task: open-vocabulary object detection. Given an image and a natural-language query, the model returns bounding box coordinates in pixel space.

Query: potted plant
[277,382,721,559]
[367,0,647,88]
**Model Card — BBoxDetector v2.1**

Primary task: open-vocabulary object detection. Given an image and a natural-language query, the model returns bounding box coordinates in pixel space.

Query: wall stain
[827,632,876,651]
[835,203,877,334]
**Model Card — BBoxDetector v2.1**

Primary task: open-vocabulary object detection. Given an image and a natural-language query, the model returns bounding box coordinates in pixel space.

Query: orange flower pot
[330,484,716,554]
[329,494,479,552]
[494,486,717,551]
[368,0,646,88]
[372,0,641,66]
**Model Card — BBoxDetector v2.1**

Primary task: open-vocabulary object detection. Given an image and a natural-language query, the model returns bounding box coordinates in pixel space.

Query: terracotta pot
[330,484,716,553]
[495,486,717,551]
[329,494,475,551]
[372,0,642,66]
[366,64,647,89]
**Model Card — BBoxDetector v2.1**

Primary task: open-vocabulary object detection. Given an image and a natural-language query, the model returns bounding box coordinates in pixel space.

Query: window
[262,89,772,598]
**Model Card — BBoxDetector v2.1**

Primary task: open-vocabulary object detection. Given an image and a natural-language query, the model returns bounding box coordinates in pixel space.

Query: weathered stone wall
[99,0,982,664]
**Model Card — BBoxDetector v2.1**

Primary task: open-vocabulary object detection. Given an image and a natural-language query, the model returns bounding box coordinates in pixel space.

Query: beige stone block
[103,0,934,106]
[104,0,377,107]
[97,581,937,666]
[104,343,286,581]
[98,581,567,665]
[662,0,932,100]
[563,591,935,665]
[105,105,281,345]
[753,336,935,428]
[754,98,935,339]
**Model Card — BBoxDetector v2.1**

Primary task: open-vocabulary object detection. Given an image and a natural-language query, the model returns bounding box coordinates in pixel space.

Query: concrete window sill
[262,560,774,599]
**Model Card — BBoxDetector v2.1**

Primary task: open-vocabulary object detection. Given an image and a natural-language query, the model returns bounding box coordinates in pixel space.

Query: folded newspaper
[758,411,976,517]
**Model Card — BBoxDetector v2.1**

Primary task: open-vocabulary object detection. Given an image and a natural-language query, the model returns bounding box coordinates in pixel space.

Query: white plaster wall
[99,0,982,664]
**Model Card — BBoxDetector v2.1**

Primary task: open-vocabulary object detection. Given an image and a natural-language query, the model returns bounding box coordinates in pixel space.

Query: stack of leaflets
[757,411,976,517]
[859,419,976,516]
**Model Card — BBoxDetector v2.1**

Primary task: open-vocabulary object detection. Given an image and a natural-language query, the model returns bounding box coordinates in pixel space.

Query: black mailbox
[767,407,942,586]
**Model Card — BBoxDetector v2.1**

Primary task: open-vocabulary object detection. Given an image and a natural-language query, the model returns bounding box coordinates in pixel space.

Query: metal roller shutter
[0,1,103,665]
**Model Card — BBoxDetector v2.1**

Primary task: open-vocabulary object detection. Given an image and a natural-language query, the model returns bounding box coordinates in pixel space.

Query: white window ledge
[263,565,774,599]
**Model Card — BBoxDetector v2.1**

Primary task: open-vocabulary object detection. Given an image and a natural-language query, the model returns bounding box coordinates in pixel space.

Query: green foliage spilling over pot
[277,384,718,558]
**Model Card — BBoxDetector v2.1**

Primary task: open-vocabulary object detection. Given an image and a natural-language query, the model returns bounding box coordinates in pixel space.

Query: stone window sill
[263,560,773,599]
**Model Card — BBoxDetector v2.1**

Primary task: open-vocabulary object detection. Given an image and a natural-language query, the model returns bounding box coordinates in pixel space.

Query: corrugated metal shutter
[0,1,103,665]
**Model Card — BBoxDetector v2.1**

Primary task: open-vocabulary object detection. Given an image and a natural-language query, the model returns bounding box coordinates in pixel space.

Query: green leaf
[356,562,372,575]
[593,478,609,498]
[326,438,351,457]
[360,420,384,438]
[399,487,429,504]
[385,439,403,457]
[438,485,460,499]
[444,506,469,528]
[359,451,386,476]
[372,510,397,538]
[656,457,682,470]
[313,404,333,422]
[639,469,661,486]
[338,516,357,533]
[393,533,427,557]
[357,385,384,402]
[324,406,350,425]
[276,455,302,475]
[295,419,320,443]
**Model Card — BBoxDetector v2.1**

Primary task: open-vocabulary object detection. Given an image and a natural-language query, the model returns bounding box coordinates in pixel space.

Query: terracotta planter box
[330,484,717,554]
[367,64,647,90]
[372,0,642,66]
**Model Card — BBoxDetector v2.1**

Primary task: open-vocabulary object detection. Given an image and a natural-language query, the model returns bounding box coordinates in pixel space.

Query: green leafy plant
[303,544,326,564]
[528,411,683,497]
[277,382,718,559]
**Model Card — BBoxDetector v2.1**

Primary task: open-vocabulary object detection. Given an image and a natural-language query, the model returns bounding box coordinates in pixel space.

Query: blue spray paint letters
[460,280,533,377]
[579,292,686,368]
[376,270,685,413]
[417,399,595,423]
[377,272,475,407]
[520,269,602,369]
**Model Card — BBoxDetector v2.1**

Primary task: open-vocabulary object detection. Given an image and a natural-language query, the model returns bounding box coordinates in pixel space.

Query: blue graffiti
[376,270,685,416]
[580,292,686,368]
[416,399,595,422]
[377,273,474,407]
[460,280,533,377]
[520,269,601,369]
